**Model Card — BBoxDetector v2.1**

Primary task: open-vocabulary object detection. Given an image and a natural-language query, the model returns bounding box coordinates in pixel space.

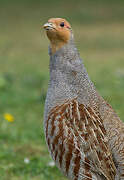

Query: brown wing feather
[67,99,116,179]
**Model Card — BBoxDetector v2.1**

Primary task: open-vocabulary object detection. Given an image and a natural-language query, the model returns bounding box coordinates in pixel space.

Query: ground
[0,0,124,179]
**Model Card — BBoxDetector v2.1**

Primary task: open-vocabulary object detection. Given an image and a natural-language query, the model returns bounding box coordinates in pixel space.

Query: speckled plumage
[43,18,124,180]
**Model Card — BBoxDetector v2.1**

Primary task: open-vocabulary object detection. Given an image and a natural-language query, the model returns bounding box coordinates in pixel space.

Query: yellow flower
[4,113,14,122]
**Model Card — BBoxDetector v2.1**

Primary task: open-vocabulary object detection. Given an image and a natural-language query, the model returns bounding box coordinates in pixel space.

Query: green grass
[0,0,124,179]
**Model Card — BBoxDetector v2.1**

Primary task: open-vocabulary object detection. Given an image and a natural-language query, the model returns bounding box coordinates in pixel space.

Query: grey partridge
[43,18,124,180]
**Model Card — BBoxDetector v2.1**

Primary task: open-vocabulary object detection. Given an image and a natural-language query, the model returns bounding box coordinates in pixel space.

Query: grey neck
[45,34,100,116]
[49,34,80,73]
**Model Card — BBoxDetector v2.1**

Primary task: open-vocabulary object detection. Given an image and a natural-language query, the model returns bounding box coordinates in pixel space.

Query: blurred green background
[0,0,124,179]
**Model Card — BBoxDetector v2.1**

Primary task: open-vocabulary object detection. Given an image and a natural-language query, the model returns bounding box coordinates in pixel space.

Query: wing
[65,98,116,179]
[46,98,116,180]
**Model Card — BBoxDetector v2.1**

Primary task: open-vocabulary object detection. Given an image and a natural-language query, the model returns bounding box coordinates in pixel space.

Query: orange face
[43,18,72,54]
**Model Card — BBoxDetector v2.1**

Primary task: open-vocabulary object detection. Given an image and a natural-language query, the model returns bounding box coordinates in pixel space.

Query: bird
[43,18,124,180]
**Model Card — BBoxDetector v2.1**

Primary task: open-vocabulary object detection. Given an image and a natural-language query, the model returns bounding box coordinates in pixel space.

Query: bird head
[43,18,72,54]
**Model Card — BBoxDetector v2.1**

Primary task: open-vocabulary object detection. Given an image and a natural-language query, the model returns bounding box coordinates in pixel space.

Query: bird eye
[60,22,64,27]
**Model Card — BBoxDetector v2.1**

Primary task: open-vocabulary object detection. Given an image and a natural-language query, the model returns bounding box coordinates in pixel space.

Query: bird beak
[43,22,55,30]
